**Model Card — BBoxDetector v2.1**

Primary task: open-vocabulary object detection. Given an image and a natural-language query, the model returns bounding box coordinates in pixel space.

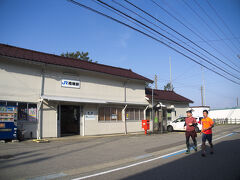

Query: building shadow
[123,138,240,180]
[0,136,122,169]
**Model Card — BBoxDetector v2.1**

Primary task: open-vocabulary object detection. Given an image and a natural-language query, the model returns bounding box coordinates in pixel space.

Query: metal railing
[213,118,240,125]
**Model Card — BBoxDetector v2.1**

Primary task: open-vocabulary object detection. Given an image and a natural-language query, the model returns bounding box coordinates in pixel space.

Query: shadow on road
[123,138,240,180]
[0,136,122,169]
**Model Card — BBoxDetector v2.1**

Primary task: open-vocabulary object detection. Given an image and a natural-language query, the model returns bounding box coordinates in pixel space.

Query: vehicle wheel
[167,125,173,132]
[195,127,200,133]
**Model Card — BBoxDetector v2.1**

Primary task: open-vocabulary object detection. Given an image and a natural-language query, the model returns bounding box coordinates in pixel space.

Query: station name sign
[61,79,80,89]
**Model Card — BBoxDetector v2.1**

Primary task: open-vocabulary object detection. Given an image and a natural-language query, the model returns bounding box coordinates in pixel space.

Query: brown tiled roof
[145,88,193,103]
[0,43,153,83]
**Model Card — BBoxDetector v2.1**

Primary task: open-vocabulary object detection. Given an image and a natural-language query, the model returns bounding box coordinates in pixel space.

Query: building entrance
[60,105,80,136]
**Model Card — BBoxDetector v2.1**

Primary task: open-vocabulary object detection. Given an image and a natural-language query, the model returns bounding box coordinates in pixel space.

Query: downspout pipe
[123,104,128,135]
[123,80,128,134]
[83,112,85,136]
[144,105,149,119]
[38,65,45,139]
[37,98,43,139]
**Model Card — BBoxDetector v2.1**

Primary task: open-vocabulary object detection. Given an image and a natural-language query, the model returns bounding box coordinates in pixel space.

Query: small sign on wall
[61,79,80,89]
[85,111,96,120]
[111,114,117,120]
[126,113,129,120]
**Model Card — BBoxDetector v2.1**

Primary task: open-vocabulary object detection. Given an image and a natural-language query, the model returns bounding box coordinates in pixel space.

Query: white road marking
[72,132,237,180]
[134,153,152,160]
[28,172,67,180]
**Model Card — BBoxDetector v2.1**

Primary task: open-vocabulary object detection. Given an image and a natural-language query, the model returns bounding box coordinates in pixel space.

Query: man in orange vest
[201,110,214,157]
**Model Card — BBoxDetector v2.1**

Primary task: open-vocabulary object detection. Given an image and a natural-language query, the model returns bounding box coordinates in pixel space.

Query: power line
[193,0,239,54]
[161,0,240,68]
[92,0,169,45]
[182,0,240,67]
[112,0,185,45]
[150,0,240,73]
[115,0,240,79]
[66,0,240,85]
[206,0,240,48]
[183,37,240,43]
[111,0,227,73]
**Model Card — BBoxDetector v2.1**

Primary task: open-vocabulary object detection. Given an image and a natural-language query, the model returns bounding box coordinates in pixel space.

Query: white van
[167,117,202,132]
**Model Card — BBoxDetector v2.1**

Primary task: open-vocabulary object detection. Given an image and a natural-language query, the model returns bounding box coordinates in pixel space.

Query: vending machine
[0,106,17,140]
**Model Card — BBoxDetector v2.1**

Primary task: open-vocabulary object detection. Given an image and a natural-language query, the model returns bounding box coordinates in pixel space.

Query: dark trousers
[185,130,197,150]
[202,133,213,153]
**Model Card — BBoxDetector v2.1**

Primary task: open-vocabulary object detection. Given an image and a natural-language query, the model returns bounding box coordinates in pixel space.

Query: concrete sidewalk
[25,124,235,142]
[44,131,146,142]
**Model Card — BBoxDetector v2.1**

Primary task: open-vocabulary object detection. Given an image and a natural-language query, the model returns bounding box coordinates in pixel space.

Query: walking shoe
[201,153,206,157]
[193,146,197,152]
[210,151,214,155]
[185,150,190,154]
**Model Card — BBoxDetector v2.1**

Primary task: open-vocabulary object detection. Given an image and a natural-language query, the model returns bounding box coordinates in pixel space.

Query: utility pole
[155,74,158,89]
[201,66,206,106]
[201,86,204,106]
[169,56,172,91]
[237,97,239,107]
[152,84,154,123]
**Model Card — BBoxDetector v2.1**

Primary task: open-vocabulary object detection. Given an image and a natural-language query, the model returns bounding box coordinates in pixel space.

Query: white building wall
[0,57,42,102]
[173,104,190,119]
[191,107,210,118]
[44,66,146,104]
[42,101,58,138]
[209,108,240,119]
[0,57,150,138]
[0,58,146,104]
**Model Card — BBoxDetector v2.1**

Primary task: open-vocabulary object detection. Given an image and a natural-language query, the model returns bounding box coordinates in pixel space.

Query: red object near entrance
[142,120,150,135]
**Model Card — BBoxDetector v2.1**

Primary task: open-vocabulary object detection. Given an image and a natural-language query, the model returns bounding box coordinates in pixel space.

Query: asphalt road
[0,125,239,180]
[85,131,240,180]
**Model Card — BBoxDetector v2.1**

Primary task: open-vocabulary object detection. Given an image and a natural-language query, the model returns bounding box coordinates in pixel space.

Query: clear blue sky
[1,0,240,109]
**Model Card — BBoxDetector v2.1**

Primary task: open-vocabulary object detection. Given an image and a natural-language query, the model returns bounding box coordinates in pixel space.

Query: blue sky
[0,0,240,109]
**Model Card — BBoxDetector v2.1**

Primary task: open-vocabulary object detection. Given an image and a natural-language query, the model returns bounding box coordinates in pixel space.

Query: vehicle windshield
[173,117,186,123]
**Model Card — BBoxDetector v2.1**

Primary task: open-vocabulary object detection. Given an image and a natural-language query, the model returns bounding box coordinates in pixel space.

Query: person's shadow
[123,137,240,180]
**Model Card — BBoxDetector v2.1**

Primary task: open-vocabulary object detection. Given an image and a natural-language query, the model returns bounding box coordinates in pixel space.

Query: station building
[0,44,153,138]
